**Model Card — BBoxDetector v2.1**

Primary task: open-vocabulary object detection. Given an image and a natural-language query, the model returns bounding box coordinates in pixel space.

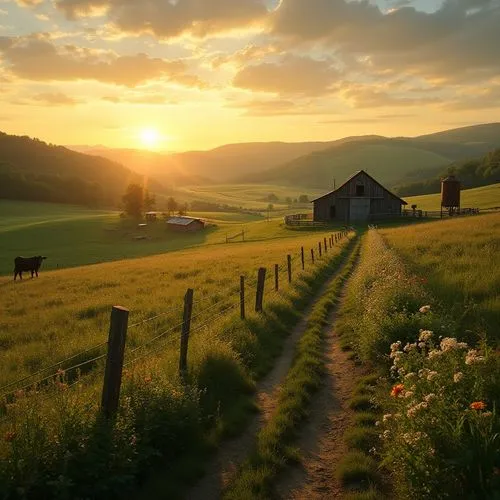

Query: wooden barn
[166,216,205,232]
[312,170,407,223]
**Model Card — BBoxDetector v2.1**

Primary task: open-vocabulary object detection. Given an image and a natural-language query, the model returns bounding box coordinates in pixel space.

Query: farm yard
[0,204,499,499]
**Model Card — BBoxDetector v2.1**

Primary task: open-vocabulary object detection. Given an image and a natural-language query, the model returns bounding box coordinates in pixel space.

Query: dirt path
[186,250,355,500]
[275,259,364,499]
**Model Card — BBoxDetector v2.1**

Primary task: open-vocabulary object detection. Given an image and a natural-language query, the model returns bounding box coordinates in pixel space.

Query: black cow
[13,256,47,280]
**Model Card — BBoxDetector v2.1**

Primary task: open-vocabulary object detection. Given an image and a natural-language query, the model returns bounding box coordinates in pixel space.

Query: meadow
[405,182,500,210]
[0,199,321,276]
[381,212,500,339]
[0,225,355,499]
[336,214,500,498]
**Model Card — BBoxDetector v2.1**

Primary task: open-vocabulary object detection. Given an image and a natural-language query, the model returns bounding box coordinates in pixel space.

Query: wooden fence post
[287,255,292,283]
[240,276,245,320]
[101,306,129,419]
[274,264,279,291]
[311,248,315,264]
[179,288,194,379]
[329,236,332,249]
[324,237,327,253]
[301,246,305,270]
[318,241,322,257]
[255,267,266,312]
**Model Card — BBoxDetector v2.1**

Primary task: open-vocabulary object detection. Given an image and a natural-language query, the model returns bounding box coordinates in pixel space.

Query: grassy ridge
[0,231,354,499]
[380,212,500,340]
[224,236,360,499]
[405,183,500,210]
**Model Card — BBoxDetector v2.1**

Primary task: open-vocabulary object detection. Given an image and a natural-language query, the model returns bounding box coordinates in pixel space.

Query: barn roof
[167,216,203,226]
[311,170,408,205]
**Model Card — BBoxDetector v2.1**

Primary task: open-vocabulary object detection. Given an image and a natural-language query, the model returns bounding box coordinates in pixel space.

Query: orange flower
[4,431,16,442]
[470,401,487,410]
[144,376,152,384]
[391,384,405,397]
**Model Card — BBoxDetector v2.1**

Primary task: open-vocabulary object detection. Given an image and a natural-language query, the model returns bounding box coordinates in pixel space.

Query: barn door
[350,198,370,221]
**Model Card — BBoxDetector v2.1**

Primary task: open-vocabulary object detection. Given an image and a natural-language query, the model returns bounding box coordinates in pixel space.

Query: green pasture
[405,183,500,210]
[173,183,322,209]
[0,200,318,276]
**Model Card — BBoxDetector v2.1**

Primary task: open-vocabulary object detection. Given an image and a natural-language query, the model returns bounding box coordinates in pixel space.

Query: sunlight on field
[381,212,500,338]
[405,183,500,210]
[0,200,323,275]
[0,230,349,386]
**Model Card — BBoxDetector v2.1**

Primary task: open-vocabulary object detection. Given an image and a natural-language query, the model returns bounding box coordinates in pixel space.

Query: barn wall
[312,171,405,222]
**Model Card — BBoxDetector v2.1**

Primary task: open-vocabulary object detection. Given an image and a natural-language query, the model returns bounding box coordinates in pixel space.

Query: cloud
[15,0,45,7]
[233,55,339,96]
[0,35,205,87]
[55,0,268,38]
[340,83,441,108]
[27,92,80,105]
[102,93,177,105]
[270,0,500,84]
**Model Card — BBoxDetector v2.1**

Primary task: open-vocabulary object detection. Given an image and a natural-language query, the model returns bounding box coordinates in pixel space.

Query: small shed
[145,211,159,222]
[166,216,205,232]
[312,170,407,223]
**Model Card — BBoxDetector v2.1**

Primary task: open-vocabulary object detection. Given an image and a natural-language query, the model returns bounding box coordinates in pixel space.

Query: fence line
[1,230,352,421]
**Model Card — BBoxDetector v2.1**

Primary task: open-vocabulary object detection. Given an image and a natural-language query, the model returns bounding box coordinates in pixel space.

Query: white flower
[428,350,443,360]
[427,371,438,381]
[419,330,433,342]
[404,372,417,381]
[404,343,417,352]
[465,349,485,365]
[419,305,431,314]
[390,341,402,353]
[440,337,462,352]
[453,372,464,383]
[404,391,414,399]
[382,414,392,422]
[424,393,437,403]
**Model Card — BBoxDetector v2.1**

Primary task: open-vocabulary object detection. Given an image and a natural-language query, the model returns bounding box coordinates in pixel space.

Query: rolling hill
[71,136,383,185]
[0,131,142,207]
[405,183,500,210]
[239,123,500,189]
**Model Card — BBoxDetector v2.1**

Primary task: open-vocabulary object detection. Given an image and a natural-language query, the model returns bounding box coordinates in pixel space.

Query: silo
[441,175,461,216]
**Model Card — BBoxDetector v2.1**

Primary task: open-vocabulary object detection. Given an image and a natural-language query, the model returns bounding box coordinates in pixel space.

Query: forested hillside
[0,132,141,207]
[395,148,500,196]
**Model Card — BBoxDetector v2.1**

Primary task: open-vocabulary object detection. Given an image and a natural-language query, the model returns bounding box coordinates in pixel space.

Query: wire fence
[0,230,352,423]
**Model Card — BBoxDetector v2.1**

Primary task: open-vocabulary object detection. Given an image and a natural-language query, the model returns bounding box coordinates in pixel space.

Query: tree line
[395,149,500,197]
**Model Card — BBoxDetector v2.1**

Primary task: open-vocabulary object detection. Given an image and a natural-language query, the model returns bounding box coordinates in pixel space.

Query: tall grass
[0,232,355,499]
[337,224,500,499]
[380,212,500,341]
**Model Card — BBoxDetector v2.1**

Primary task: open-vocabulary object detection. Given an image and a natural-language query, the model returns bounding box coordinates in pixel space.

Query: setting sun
[139,128,160,149]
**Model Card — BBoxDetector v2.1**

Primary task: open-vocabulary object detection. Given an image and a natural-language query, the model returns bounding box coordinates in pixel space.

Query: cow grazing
[13,256,47,280]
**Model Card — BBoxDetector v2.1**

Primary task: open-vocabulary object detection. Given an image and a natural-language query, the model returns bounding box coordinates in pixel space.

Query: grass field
[0,200,320,276]
[405,182,500,210]
[336,215,500,498]
[0,226,354,499]
[380,212,500,339]
[172,183,323,210]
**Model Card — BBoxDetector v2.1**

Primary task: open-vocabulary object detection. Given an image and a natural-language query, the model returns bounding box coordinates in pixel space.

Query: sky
[0,0,499,151]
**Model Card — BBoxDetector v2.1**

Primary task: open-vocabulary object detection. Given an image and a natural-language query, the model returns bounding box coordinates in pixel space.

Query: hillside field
[380,212,500,338]
[0,197,318,276]
[405,183,500,210]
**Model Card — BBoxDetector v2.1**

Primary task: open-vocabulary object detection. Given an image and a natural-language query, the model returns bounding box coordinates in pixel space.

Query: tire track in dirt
[275,255,365,500]
[186,246,357,500]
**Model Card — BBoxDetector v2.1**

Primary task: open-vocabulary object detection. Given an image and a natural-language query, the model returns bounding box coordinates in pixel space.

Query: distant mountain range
[238,123,500,189]
[70,123,500,191]
[1,123,499,208]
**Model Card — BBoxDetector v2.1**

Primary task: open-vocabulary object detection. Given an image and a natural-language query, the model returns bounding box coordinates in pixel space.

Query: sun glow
[139,128,160,149]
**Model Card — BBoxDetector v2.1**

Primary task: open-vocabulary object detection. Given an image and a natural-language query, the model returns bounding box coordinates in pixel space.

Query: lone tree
[298,194,309,203]
[122,183,144,218]
[166,196,178,215]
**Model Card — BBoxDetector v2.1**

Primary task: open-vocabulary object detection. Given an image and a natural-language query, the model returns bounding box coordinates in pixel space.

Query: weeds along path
[186,239,358,500]
[275,247,365,500]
